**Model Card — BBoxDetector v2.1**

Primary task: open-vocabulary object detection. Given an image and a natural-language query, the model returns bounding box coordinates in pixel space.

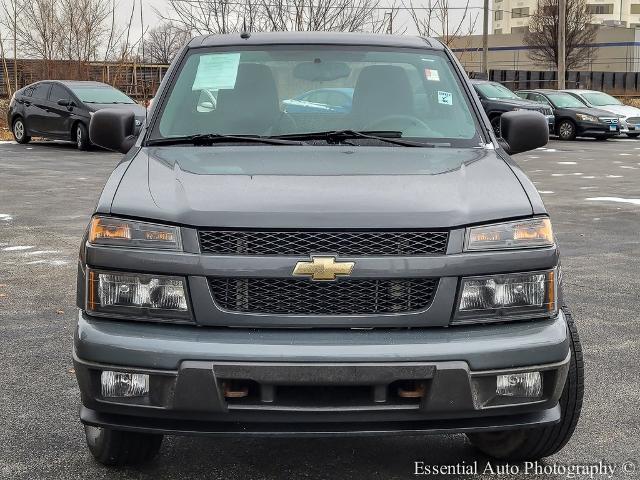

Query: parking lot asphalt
[0,138,638,480]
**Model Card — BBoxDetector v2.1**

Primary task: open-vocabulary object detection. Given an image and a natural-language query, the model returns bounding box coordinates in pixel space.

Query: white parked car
[564,89,640,138]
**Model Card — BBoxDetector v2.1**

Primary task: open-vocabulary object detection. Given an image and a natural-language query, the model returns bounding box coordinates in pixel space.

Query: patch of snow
[586,197,640,206]
[2,245,33,251]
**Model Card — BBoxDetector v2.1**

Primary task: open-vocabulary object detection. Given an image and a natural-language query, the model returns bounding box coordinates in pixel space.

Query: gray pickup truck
[75,32,583,466]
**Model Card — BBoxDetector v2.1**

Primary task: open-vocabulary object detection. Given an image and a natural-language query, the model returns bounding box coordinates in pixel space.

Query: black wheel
[75,122,91,150]
[467,306,584,461]
[594,136,608,141]
[84,425,163,466]
[626,133,640,138]
[12,117,31,144]
[557,120,576,141]
[490,116,501,137]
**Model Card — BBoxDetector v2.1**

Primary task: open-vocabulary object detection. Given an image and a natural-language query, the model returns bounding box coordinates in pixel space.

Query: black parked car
[515,89,619,141]
[471,80,555,136]
[7,81,146,150]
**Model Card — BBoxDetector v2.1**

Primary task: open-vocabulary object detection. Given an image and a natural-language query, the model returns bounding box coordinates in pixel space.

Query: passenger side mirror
[499,110,548,155]
[57,99,70,106]
[89,108,137,154]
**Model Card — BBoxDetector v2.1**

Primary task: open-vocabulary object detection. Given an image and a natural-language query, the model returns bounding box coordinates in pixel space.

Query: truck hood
[110,146,533,228]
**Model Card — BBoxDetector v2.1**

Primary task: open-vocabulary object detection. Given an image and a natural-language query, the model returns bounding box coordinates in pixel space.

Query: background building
[450,27,640,72]
[492,0,640,34]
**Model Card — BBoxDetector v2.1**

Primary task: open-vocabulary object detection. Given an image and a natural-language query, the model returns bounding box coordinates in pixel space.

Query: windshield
[546,92,588,108]
[581,92,622,107]
[70,86,135,104]
[475,83,520,100]
[152,46,482,147]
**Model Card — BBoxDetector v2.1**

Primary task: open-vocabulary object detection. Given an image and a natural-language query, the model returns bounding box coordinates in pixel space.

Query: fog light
[496,372,542,398]
[101,371,149,398]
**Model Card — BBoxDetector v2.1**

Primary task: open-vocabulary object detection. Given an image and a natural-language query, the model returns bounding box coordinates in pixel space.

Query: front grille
[209,277,439,315]
[601,118,618,124]
[198,230,449,256]
[535,107,553,116]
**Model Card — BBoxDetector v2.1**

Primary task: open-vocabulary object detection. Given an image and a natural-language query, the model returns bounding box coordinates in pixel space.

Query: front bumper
[576,121,618,137]
[74,310,570,437]
[546,115,555,130]
[618,120,637,134]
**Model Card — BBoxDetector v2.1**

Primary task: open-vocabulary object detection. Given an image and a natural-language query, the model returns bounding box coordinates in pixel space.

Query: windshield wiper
[272,130,436,147]
[146,133,304,147]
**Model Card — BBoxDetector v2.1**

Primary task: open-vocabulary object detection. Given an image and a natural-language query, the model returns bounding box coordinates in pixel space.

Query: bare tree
[143,22,190,64]
[257,0,387,32]
[158,0,248,35]
[159,0,389,34]
[0,26,12,95]
[0,0,23,90]
[15,0,65,78]
[525,0,598,70]
[405,0,479,46]
[60,0,112,77]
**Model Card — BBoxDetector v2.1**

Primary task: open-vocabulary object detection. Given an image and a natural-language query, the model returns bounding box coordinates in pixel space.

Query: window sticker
[438,91,453,106]
[424,68,440,81]
[192,53,241,91]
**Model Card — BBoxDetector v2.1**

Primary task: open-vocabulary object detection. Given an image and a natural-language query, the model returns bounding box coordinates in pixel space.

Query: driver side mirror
[499,110,548,155]
[89,108,137,154]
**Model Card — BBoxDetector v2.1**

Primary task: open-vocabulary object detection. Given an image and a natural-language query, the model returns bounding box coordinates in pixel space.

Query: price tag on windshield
[192,53,241,91]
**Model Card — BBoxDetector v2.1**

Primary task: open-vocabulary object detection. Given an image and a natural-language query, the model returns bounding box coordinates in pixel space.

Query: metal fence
[468,70,640,96]
[0,59,169,98]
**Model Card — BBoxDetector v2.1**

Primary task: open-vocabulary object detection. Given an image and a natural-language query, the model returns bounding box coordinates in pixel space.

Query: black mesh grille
[198,230,449,256]
[208,277,438,315]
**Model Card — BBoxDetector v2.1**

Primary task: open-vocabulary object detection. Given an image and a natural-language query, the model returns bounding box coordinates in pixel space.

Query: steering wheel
[364,114,434,136]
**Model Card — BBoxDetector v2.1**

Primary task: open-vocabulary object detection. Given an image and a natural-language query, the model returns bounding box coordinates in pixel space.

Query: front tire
[84,425,163,466]
[13,117,31,144]
[75,123,91,150]
[467,306,584,461]
[557,120,576,141]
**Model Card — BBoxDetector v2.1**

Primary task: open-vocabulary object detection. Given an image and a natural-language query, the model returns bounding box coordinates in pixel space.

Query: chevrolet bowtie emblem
[293,256,355,281]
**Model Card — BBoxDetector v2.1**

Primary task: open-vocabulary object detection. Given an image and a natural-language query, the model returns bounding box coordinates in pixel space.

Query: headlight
[454,270,557,324]
[576,113,598,122]
[87,269,191,322]
[89,216,181,250]
[465,217,554,251]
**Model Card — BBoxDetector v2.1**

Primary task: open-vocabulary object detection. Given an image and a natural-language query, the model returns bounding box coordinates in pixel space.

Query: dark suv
[471,80,555,136]
[7,80,145,150]
[74,33,583,466]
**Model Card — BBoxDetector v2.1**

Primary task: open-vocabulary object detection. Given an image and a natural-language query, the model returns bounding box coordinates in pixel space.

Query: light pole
[558,0,566,89]
[482,0,489,76]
